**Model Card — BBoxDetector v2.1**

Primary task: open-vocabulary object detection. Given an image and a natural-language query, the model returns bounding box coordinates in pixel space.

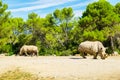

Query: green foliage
[81,0,119,30]
[83,30,106,41]
[0,44,10,53]
[106,47,113,54]
[0,1,10,25]
[114,2,120,17]
[59,49,73,56]
[53,7,74,49]
[0,1,12,54]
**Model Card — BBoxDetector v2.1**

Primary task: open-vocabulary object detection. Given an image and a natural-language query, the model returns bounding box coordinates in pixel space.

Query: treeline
[0,0,120,56]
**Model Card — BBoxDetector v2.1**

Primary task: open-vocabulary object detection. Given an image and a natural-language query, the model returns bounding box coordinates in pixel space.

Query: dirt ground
[0,55,120,80]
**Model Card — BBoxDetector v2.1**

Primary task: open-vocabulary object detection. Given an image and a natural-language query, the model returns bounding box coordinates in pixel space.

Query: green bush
[114,48,120,55]
[59,49,72,56]
[0,44,13,55]
[106,47,113,54]
[72,49,78,55]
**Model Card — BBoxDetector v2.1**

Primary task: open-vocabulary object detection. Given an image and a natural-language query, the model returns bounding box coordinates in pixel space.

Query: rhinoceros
[78,41,107,59]
[19,45,38,56]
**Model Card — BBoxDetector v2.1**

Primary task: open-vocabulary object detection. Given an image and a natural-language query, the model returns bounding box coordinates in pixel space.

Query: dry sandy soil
[0,55,120,80]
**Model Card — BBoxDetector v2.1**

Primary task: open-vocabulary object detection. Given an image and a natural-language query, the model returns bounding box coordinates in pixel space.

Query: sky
[2,0,120,20]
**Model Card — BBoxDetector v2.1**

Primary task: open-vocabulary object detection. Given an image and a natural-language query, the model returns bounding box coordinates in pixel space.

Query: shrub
[0,44,13,56]
[59,49,72,56]
[0,69,39,80]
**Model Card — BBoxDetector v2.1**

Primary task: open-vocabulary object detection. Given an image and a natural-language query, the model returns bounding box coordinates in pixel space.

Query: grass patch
[0,68,39,80]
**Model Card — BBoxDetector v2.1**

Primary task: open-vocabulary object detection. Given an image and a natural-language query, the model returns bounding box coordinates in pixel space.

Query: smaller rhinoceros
[78,41,107,59]
[19,45,38,56]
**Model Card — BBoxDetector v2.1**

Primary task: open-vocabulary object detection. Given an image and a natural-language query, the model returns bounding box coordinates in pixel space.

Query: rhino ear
[100,47,105,51]
[100,48,103,51]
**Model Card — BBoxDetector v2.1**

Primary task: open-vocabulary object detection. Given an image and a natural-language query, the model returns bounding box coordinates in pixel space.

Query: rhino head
[100,47,108,59]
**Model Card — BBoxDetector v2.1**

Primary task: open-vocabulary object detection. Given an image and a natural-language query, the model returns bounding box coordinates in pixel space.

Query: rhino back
[79,41,100,53]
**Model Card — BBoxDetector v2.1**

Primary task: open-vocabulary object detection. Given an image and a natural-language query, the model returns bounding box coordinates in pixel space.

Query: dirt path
[0,56,120,80]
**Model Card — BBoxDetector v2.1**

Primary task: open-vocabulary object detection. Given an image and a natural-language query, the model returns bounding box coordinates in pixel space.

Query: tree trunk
[110,36,114,51]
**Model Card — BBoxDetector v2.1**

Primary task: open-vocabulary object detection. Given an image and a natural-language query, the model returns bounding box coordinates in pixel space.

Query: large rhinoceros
[19,45,38,56]
[78,41,107,59]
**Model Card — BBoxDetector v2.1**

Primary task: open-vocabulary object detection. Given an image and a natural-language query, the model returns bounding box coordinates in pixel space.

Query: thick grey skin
[78,41,107,59]
[19,45,39,56]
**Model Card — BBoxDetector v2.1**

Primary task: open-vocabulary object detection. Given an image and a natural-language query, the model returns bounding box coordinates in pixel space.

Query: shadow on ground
[69,57,83,59]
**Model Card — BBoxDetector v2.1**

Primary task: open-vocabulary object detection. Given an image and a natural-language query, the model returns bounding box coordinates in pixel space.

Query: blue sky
[2,0,120,20]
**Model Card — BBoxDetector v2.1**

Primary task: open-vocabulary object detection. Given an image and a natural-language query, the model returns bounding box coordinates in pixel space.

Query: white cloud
[8,0,75,12]
[74,10,84,17]
[26,0,75,5]
[73,0,98,17]
[71,0,98,8]
[71,1,89,8]
[108,0,119,5]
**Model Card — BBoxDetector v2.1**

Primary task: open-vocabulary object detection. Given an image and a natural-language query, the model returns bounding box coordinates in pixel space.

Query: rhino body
[19,45,38,56]
[78,41,107,59]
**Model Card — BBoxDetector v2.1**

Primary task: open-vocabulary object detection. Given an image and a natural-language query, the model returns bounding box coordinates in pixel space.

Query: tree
[0,1,10,42]
[80,0,119,30]
[8,17,26,54]
[0,1,10,25]
[0,1,11,54]
[39,7,76,55]
[53,7,74,49]
[78,0,120,51]
[26,12,44,45]
[114,2,120,17]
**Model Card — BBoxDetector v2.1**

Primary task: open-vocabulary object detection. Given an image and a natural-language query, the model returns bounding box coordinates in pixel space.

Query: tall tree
[114,2,120,18]
[0,1,10,40]
[53,7,74,49]
[0,1,10,25]
[0,1,11,53]
[80,0,119,30]
[26,12,43,45]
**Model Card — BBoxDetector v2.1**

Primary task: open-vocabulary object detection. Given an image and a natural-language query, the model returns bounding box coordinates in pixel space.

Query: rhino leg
[93,52,98,59]
[32,51,38,56]
[82,52,86,59]
[25,51,29,56]
[35,52,38,56]
[32,52,36,56]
